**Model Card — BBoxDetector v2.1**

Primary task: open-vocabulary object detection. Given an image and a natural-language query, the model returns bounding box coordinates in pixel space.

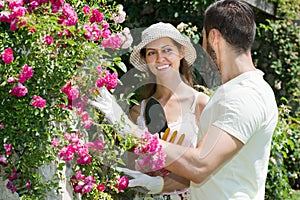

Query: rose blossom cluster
[134,131,166,172]
[6,169,30,194]
[0,0,28,31]
[44,35,54,45]
[96,68,118,90]
[30,95,46,108]
[0,143,31,193]
[9,64,33,97]
[8,64,48,109]
[9,83,28,97]
[58,133,98,165]
[0,143,12,165]
[1,47,14,64]
[113,5,126,24]
[58,3,78,26]
[0,0,78,31]
[119,27,133,49]
[1,0,132,198]
[7,63,47,107]
[116,175,129,192]
[61,81,93,129]
[70,170,128,194]
[18,64,33,84]
[8,64,33,97]
[0,0,131,50]
[6,169,18,193]
[56,135,129,194]
[81,4,128,50]
[61,66,118,129]
[70,170,96,194]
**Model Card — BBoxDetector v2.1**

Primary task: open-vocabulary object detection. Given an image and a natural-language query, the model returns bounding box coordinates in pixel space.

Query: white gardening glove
[88,87,141,137]
[116,167,164,194]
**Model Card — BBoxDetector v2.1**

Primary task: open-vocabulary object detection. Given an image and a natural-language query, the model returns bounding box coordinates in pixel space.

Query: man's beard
[206,40,219,71]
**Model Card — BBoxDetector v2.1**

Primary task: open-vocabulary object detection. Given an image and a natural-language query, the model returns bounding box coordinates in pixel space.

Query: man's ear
[208,28,221,49]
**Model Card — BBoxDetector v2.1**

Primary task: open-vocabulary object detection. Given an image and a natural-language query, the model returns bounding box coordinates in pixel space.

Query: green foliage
[254,2,300,196]
[117,0,215,27]
[255,19,300,113]
[272,0,300,19]
[266,98,300,199]
[116,0,216,51]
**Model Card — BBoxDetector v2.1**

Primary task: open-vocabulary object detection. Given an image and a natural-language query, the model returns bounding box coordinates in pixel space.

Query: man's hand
[88,87,141,137]
[116,167,164,194]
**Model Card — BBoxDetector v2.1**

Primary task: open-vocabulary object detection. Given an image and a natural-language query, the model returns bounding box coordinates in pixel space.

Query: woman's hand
[88,87,141,138]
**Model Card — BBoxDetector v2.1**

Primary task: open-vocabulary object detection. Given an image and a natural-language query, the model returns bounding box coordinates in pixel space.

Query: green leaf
[116,62,127,73]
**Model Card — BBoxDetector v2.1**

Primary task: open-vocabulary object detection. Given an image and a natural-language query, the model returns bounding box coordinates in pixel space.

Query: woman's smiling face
[144,37,184,77]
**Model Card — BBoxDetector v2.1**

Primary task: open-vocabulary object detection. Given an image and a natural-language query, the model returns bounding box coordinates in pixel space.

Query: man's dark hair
[204,0,256,53]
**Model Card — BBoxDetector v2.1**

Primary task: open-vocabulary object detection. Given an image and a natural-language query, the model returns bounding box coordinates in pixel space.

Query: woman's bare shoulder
[193,89,209,114]
[197,92,210,107]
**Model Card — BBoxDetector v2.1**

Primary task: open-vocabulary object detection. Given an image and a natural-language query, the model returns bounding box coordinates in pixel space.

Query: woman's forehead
[145,37,176,49]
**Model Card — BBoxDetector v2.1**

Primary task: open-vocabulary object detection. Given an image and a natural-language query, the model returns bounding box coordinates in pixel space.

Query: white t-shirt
[190,70,278,200]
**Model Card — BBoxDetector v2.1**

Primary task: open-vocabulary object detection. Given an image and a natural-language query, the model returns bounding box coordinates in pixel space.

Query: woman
[128,22,209,200]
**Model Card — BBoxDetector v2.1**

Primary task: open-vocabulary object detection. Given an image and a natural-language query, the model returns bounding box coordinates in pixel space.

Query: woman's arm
[195,92,210,122]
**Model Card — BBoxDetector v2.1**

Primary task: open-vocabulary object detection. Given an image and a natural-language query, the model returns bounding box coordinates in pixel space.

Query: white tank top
[137,93,200,147]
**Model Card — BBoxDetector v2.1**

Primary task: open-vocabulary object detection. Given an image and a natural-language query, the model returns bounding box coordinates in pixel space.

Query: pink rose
[89,9,104,23]
[18,64,33,84]
[116,176,129,192]
[8,77,16,83]
[101,34,122,50]
[82,5,90,14]
[0,154,7,164]
[0,11,12,23]
[52,138,59,147]
[96,77,105,88]
[10,83,28,97]
[1,48,14,64]
[30,95,46,108]
[97,183,105,191]
[44,35,54,45]
[101,22,109,30]
[25,182,30,189]
[59,3,78,26]
[4,143,12,154]
[0,1,4,9]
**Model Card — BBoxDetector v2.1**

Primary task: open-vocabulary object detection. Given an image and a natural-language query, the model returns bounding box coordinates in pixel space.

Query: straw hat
[130,22,197,72]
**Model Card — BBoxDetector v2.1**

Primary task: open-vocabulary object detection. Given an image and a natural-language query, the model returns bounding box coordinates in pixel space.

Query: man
[160,0,278,199]
[90,0,278,199]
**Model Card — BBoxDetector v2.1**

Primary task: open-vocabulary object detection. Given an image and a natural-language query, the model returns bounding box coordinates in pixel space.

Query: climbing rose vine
[0,0,135,199]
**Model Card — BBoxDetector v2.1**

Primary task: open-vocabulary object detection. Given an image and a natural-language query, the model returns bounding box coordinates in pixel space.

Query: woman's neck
[153,79,184,101]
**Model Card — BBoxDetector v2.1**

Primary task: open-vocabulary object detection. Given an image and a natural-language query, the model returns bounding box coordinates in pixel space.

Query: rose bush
[0,0,136,199]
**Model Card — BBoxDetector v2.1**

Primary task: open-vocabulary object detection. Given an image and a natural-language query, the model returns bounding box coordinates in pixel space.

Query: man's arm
[161,125,243,184]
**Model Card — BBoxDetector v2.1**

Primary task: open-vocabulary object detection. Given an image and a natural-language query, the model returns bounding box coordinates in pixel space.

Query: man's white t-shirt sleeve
[212,89,265,144]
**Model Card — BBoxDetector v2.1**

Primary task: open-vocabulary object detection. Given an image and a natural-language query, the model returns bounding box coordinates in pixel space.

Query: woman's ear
[179,46,185,59]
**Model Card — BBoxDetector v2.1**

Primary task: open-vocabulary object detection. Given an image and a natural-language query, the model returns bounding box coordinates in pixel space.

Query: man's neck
[220,51,256,83]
